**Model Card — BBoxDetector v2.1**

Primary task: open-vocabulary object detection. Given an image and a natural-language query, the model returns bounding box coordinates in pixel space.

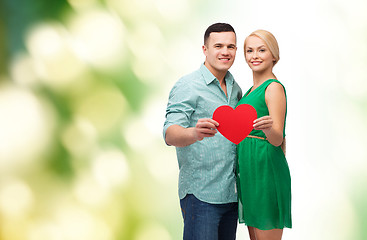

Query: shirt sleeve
[163,78,196,143]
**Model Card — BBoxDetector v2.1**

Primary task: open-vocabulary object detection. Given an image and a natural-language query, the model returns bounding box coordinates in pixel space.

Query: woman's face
[244,36,275,73]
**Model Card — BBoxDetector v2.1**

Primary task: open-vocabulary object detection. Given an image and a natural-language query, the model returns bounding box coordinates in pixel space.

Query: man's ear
[202,45,207,55]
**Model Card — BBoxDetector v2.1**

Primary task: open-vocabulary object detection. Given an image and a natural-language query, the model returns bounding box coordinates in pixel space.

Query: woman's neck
[252,71,276,88]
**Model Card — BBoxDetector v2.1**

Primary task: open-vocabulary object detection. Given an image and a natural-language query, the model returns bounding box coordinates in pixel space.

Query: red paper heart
[213,104,257,144]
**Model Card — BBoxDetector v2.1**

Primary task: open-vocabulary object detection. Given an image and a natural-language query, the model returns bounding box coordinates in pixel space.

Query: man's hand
[165,118,219,147]
[194,118,219,141]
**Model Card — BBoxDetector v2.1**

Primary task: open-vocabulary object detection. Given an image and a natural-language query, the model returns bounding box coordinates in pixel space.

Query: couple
[163,23,292,240]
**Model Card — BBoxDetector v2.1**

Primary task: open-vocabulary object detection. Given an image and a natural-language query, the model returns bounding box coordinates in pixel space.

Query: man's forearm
[165,125,198,147]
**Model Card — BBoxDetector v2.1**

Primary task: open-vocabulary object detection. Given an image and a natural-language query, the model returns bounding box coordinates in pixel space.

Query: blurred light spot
[142,97,167,137]
[28,221,62,240]
[131,58,164,84]
[106,0,155,19]
[27,24,64,56]
[69,9,126,71]
[138,97,179,181]
[0,179,34,217]
[165,37,201,77]
[128,22,163,54]
[10,53,38,87]
[135,223,171,240]
[145,142,178,183]
[74,87,127,134]
[122,116,154,151]
[0,86,53,171]
[27,221,61,240]
[54,207,113,240]
[26,23,86,88]
[61,117,98,158]
[128,22,165,83]
[73,172,109,207]
[154,0,188,21]
[67,0,98,10]
[92,149,130,189]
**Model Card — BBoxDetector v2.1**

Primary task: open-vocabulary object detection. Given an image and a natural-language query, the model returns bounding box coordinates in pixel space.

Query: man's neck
[204,62,227,84]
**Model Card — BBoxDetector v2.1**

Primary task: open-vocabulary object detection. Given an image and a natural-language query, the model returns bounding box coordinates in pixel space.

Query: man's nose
[221,47,229,55]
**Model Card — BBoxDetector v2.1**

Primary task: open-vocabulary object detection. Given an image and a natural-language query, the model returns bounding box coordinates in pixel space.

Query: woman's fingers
[253,116,273,130]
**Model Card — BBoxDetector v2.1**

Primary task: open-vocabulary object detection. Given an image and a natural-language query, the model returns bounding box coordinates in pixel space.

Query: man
[163,23,242,240]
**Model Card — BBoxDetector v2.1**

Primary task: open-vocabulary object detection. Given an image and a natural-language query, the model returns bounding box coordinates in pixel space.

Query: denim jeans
[180,194,238,240]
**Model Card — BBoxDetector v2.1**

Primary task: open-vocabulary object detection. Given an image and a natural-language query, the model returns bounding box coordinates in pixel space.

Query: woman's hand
[253,115,283,147]
[253,116,273,133]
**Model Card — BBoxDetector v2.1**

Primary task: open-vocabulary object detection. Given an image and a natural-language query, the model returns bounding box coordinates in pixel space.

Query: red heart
[213,104,257,144]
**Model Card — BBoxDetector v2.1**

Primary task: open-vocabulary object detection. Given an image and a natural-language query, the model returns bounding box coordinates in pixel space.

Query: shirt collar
[200,63,234,85]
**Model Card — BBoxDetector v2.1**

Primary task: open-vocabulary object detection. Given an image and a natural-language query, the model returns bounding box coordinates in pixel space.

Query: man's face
[203,32,237,77]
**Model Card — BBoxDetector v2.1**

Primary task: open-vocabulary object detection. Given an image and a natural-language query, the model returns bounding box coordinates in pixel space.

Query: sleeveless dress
[236,79,292,230]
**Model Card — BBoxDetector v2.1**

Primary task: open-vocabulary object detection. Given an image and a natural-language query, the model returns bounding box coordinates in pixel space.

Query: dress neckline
[245,79,277,97]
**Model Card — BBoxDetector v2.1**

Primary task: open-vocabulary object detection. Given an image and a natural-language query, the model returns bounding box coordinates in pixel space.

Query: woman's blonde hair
[244,29,280,65]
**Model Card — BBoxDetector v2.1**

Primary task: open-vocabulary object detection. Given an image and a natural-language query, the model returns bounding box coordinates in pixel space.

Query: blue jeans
[180,194,238,240]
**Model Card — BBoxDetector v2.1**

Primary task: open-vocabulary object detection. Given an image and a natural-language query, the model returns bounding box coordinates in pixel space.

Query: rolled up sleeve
[163,79,196,142]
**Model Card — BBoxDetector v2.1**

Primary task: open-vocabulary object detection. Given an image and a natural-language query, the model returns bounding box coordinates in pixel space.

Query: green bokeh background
[0,0,367,239]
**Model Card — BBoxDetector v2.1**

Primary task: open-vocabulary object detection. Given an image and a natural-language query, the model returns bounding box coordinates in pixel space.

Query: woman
[236,30,292,240]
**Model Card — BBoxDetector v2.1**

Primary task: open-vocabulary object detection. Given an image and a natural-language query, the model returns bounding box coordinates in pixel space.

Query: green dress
[236,79,292,230]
